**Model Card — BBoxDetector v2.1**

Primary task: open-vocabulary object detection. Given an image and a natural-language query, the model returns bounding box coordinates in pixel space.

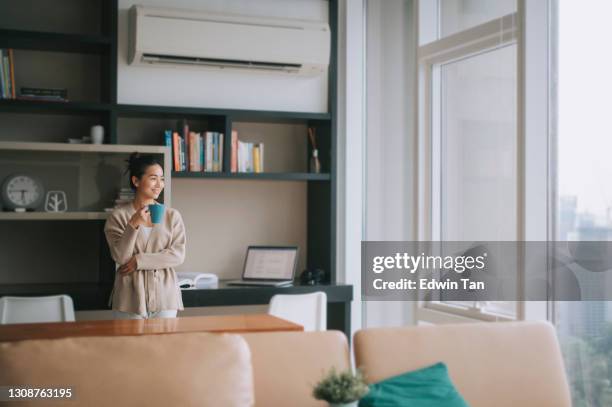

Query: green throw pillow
[358,362,470,407]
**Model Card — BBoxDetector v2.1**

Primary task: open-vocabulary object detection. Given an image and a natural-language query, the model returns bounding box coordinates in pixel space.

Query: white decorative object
[90,125,104,144]
[44,191,68,212]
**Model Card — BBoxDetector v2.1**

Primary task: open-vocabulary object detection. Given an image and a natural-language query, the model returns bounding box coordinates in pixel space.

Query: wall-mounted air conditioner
[128,5,331,76]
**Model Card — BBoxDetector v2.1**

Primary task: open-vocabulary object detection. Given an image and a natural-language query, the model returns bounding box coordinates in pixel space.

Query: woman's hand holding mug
[128,205,150,229]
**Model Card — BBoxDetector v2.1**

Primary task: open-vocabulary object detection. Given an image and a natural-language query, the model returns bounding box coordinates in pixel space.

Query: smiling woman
[103,152,187,320]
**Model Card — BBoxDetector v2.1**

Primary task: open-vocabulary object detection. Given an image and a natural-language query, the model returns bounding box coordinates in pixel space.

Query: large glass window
[418,1,518,321]
[554,1,612,405]
[440,45,517,241]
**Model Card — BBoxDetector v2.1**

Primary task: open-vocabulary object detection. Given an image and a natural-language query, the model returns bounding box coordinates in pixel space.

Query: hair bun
[124,152,141,175]
[128,152,140,164]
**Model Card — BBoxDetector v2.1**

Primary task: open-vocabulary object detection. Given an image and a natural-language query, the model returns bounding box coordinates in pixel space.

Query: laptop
[227,246,298,287]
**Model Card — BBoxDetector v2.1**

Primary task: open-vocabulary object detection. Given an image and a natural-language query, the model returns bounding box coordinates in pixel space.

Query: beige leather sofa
[0,330,350,407]
[0,321,571,406]
[354,321,572,407]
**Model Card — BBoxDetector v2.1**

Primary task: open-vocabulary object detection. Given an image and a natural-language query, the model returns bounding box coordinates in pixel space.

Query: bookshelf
[0,141,171,216]
[0,0,343,323]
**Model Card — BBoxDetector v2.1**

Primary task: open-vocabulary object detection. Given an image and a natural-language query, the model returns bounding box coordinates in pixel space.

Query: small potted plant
[313,368,369,407]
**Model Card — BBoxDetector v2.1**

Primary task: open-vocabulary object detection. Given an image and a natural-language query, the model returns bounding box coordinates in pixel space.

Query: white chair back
[0,295,76,324]
[268,292,327,331]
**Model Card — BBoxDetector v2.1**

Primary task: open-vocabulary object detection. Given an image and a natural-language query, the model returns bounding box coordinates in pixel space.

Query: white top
[140,226,153,242]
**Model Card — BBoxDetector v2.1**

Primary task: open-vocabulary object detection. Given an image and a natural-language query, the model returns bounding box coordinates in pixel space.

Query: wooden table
[0,314,302,342]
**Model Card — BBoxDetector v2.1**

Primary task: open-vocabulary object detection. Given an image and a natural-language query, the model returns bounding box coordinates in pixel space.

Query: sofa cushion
[0,332,254,407]
[242,330,350,407]
[354,321,571,407]
[359,362,469,407]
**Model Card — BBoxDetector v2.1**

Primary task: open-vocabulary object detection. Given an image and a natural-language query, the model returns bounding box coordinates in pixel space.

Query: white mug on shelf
[91,125,104,144]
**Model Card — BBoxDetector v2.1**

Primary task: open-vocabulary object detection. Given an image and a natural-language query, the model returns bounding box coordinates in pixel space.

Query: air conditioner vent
[129,5,330,76]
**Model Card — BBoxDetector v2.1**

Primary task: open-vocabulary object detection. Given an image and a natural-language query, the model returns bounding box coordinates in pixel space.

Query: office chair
[0,295,76,324]
[268,291,327,331]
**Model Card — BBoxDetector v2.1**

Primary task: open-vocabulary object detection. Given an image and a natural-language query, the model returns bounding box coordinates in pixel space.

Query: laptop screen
[243,246,298,280]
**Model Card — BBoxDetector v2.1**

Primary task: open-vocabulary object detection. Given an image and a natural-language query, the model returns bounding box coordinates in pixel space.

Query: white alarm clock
[1,174,45,211]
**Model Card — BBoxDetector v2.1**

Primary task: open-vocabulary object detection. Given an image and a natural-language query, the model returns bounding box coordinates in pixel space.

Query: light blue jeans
[113,310,177,320]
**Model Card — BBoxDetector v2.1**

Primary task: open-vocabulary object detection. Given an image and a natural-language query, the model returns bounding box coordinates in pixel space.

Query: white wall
[337,0,365,337]
[117,0,329,112]
[77,0,334,321]
[362,0,417,328]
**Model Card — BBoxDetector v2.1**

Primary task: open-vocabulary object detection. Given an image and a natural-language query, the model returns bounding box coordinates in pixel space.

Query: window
[439,0,517,38]
[417,1,518,321]
[554,1,612,405]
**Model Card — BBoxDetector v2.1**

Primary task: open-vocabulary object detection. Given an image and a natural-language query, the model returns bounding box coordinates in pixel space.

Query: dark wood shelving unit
[0,29,111,54]
[171,171,331,181]
[0,29,112,54]
[0,99,111,114]
[0,0,346,329]
[117,103,330,121]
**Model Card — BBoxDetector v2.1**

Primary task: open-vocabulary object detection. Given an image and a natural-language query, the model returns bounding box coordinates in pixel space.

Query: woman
[104,153,186,319]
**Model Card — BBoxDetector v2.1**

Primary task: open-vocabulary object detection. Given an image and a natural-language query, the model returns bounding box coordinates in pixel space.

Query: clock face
[3,175,43,208]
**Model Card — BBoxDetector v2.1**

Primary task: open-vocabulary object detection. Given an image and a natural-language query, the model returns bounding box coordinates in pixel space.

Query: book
[181,120,189,171]
[1,51,8,99]
[231,130,238,173]
[164,130,172,150]
[176,272,219,289]
[205,132,213,172]
[0,50,4,98]
[16,95,68,102]
[20,87,67,99]
[247,142,253,172]
[172,132,180,172]
[8,49,15,99]
[237,140,249,172]
[219,133,224,172]
[189,131,197,172]
[253,144,261,173]
[180,136,185,171]
[212,132,218,172]
[199,135,204,172]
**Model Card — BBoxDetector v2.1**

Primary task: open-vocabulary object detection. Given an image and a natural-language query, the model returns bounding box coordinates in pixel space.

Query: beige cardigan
[104,203,186,316]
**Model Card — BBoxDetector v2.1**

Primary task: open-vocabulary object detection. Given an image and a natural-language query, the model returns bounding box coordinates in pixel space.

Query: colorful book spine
[197,133,203,172]
[188,131,196,172]
[246,143,253,172]
[3,53,11,99]
[164,130,172,149]
[219,133,224,172]
[0,50,4,99]
[213,132,219,172]
[172,132,180,172]
[180,136,186,171]
[8,49,15,99]
[199,135,204,172]
[181,120,189,172]
[238,140,247,172]
[205,132,213,172]
[231,130,238,173]
[253,145,261,173]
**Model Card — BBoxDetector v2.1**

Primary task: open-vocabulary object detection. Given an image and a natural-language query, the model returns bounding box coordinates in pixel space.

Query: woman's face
[132,164,164,200]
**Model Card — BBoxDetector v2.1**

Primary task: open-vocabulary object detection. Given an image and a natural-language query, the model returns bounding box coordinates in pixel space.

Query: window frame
[417,0,553,324]
[416,7,523,323]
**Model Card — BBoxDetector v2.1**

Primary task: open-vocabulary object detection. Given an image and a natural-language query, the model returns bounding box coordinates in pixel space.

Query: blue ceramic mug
[148,203,165,224]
